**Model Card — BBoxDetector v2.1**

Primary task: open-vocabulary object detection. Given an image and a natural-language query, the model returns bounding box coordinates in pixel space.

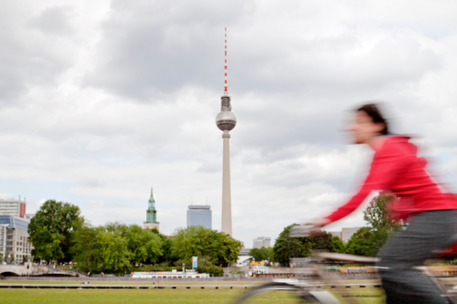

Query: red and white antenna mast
[216,27,236,237]
[224,27,228,95]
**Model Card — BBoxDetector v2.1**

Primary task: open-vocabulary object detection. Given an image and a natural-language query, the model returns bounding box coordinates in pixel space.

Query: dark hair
[357,103,388,135]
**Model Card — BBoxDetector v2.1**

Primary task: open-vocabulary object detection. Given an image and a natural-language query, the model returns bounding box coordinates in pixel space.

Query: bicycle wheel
[233,282,325,303]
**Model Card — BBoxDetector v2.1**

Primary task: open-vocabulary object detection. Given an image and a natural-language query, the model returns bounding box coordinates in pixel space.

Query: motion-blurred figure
[309,103,456,304]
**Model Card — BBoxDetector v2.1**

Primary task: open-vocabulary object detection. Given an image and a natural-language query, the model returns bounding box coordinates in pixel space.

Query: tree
[105,221,129,235]
[273,224,310,265]
[344,227,376,256]
[364,194,400,232]
[97,230,131,273]
[268,247,276,263]
[249,247,270,262]
[330,235,346,253]
[28,200,84,263]
[345,194,401,257]
[213,232,243,265]
[273,224,346,265]
[155,231,177,265]
[196,256,224,276]
[126,225,163,265]
[72,223,167,273]
[171,226,242,266]
[71,226,103,272]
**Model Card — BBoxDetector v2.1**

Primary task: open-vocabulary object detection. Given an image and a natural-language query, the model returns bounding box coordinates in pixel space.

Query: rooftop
[0,215,30,230]
[188,205,211,210]
[0,199,26,203]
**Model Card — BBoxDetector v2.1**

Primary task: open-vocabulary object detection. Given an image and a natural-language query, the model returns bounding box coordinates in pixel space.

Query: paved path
[0,282,384,289]
[0,283,257,289]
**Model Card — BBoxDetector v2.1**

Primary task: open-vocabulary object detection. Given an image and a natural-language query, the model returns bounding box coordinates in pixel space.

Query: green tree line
[273,225,346,265]
[29,200,242,275]
[272,194,400,264]
[249,247,275,263]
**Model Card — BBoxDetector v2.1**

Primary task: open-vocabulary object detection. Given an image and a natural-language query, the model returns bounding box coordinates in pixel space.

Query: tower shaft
[221,130,232,236]
[216,28,236,237]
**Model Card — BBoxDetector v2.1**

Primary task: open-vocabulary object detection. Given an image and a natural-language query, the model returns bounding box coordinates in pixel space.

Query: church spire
[149,187,155,204]
[144,187,159,229]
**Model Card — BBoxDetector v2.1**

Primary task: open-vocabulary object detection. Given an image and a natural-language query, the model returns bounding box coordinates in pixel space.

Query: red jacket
[325,136,456,223]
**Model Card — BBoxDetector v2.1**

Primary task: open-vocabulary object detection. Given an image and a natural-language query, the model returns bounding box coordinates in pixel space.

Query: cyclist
[308,103,456,303]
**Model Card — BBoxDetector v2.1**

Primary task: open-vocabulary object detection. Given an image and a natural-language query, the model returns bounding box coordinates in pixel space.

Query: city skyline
[1,1,457,247]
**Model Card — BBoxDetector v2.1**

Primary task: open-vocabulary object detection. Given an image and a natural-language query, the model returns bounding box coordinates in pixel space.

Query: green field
[0,285,384,304]
[0,289,299,304]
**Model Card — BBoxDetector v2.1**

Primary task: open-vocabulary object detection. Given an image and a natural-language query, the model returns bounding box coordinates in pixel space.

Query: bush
[195,256,224,276]
[174,259,192,270]
[197,264,223,276]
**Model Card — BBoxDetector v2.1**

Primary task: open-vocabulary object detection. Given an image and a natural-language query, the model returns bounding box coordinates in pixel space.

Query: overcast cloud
[1,0,457,247]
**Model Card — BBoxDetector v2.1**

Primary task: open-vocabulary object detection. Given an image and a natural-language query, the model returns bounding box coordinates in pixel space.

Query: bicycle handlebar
[289,224,321,237]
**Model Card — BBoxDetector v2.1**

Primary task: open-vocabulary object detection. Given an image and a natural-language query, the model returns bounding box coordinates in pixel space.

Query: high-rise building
[143,188,160,231]
[0,215,33,263]
[216,28,237,237]
[329,231,342,239]
[187,205,212,229]
[342,227,360,242]
[0,199,26,218]
[253,237,271,249]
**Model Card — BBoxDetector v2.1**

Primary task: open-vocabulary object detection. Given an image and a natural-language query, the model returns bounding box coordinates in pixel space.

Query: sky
[1,0,457,247]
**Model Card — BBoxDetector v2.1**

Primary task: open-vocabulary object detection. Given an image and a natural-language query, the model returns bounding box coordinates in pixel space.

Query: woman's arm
[323,140,409,223]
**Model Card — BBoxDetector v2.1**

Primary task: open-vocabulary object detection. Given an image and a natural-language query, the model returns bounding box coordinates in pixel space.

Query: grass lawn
[331,287,384,304]
[0,289,298,303]
[0,285,385,304]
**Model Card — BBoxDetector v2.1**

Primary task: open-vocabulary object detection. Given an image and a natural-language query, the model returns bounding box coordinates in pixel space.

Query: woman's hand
[290,218,331,237]
[305,218,331,228]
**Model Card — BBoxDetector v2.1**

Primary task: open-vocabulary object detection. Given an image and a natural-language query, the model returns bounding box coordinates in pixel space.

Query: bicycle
[233,225,457,303]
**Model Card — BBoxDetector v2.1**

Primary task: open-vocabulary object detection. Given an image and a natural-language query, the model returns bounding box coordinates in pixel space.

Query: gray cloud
[0,2,75,102]
[85,0,254,100]
[28,6,75,36]
[86,0,444,105]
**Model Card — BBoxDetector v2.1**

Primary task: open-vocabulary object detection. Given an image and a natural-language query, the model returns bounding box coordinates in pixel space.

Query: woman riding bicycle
[309,103,456,304]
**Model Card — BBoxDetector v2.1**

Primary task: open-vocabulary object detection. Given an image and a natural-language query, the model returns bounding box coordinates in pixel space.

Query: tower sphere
[216,110,237,131]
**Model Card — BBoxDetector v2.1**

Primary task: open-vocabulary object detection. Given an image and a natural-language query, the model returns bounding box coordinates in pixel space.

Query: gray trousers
[377,210,456,304]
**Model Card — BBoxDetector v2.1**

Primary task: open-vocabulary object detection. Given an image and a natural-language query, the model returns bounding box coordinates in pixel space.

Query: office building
[0,199,26,218]
[187,205,212,229]
[253,236,271,249]
[329,231,342,239]
[239,248,251,256]
[0,224,5,260]
[0,215,33,263]
[342,227,361,242]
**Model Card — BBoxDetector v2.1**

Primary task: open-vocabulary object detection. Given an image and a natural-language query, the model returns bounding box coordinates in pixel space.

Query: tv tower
[216,28,237,236]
